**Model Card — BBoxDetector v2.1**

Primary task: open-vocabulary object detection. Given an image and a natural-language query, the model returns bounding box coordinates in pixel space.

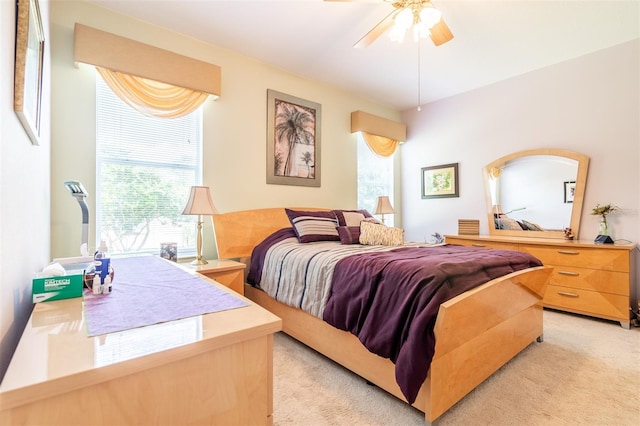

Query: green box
[32,269,84,303]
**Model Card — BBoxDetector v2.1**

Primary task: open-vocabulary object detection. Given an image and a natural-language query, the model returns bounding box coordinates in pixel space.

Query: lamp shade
[374,196,395,215]
[181,186,218,216]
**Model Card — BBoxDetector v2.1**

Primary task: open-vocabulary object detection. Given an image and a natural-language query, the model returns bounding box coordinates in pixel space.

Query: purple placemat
[83,256,249,336]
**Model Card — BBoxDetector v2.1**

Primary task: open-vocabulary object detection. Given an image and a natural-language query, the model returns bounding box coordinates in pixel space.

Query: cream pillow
[359,221,404,246]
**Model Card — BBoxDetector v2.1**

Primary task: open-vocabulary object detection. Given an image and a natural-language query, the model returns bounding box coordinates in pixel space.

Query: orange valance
[96,67,208,118]
[74,23,221,97]
[351,110,406,157]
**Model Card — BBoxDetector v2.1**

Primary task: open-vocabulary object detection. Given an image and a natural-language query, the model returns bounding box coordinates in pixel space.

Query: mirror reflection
[484,149,589,239]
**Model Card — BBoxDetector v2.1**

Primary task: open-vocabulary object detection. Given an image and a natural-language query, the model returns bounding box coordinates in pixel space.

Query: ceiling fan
[327,0,454,48]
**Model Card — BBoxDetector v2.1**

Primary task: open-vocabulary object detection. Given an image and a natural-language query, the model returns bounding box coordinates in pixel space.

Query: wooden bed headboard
[212,207,329,259]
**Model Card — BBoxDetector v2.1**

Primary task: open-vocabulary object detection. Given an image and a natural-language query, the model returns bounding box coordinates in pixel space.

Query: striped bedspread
[257,236,413,318]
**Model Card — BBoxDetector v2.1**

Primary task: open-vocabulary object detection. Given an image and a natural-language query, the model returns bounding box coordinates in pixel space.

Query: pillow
[495,216,522,231]
[337,226,361,245]
[285,209,339,243]
[333,209,374,227]
[362,216,382,225]
[522,220,545,231]
[359,221,404,246]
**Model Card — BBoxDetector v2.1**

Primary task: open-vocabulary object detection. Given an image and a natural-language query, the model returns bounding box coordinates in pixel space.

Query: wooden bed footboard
[213,208,552,423]
[244,266,551,423]
[428,265,550,420]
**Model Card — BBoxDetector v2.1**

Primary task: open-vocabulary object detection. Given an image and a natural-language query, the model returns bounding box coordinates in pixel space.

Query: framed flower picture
[421,163,459,199]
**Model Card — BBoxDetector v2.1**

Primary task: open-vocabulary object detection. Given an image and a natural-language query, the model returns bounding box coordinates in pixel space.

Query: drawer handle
[471,243,486,247]
[557,291,579,298]
[557,271,579,276]
[557,250,579,255]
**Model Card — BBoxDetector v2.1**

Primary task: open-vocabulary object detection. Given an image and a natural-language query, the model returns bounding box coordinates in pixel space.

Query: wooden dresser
[445,235,637,328]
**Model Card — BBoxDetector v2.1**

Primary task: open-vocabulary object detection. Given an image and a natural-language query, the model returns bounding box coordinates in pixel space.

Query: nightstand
[191,259,246,295]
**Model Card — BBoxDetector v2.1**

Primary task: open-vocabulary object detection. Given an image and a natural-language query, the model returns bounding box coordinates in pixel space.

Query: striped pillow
[333,209,374,226]
[337,226,361,245]
[285,209,339,243]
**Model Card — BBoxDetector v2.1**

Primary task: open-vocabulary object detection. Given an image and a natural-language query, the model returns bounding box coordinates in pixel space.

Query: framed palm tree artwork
[267,89,321,187]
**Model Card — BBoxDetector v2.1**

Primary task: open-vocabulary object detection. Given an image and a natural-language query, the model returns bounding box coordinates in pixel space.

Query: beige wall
[0,0,52,380]
[400,39,640,295]
[49,1,402,260]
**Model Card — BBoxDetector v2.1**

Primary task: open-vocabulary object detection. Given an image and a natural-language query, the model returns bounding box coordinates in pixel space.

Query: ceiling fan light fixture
[390,2,443,44]
[420,5,442,29]
[413,22,429,42]
[395,8,414,29]
[389,25,407,43]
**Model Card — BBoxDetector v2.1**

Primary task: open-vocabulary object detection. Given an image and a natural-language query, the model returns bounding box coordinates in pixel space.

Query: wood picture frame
[564,180,575,204]
[266,89,321,187]
[421,163,459,199]
[14,0,45,146]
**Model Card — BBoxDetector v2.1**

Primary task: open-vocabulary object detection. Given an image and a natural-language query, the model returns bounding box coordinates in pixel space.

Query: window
[95,74,202,256]
[357,133,395,226]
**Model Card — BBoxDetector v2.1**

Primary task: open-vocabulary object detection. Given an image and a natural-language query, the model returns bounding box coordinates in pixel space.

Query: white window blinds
[96,73,202,256]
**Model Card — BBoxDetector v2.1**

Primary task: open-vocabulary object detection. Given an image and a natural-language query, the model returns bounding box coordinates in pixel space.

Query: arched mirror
[483,149,589,239]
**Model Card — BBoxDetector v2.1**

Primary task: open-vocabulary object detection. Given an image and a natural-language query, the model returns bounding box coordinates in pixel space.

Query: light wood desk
[0,267,282,425]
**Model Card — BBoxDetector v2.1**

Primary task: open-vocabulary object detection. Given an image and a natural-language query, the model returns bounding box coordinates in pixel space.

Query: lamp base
[191,258,209,265]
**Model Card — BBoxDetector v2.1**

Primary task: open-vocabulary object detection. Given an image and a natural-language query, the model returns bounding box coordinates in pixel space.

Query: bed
[212,207,552,424]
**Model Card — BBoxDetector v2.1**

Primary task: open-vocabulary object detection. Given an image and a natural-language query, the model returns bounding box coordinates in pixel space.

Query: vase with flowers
[591,203,619,237]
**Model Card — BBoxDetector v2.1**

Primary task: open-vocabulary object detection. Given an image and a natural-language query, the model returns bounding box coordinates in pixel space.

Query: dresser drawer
[544,284,629,321]
[549,266,629,296]
[446,238,518,251]
[522,246,630,272]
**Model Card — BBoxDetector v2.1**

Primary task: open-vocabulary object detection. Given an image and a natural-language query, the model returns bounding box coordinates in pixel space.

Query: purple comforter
[323,244,542,403]
[248,231,542,404]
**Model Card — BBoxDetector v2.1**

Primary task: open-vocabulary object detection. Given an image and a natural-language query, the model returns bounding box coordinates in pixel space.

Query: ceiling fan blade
[429,18,454,46]
[353,10,396,48]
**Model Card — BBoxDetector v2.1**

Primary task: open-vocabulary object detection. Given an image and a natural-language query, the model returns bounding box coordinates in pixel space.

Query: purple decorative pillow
[285,209,339,243]
[337,226,361,245]
[333,209,374,227]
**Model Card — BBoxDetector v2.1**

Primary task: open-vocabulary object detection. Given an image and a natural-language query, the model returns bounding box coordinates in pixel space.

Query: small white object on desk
[103,275,112,294]
[92,275,101,295]
[40,263,66,277]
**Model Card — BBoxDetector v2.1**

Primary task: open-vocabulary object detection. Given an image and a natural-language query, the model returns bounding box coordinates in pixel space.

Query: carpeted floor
[272,309,640,425]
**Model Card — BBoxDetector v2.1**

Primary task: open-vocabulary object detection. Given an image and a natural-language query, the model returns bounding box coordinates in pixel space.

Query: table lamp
[374,195,395,224]
[182,186,218,265]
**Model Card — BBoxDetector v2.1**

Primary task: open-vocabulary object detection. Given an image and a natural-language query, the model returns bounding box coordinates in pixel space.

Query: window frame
[356,133,397,227]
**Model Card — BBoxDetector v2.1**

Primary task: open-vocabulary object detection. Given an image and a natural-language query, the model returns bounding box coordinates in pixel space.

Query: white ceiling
[86,0,639,111]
